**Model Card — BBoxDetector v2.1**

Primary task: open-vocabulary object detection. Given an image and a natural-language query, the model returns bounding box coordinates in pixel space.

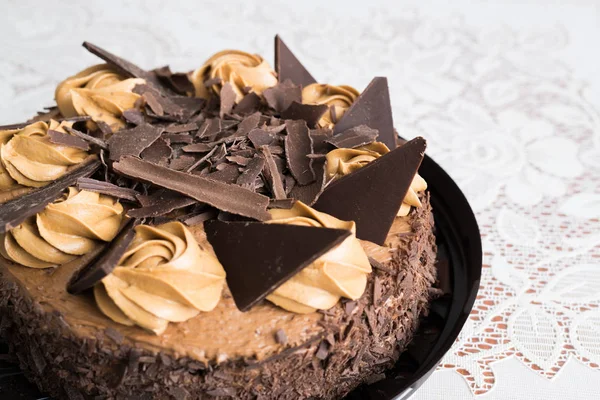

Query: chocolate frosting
[191,50,277,103]
[0,188,124,269]
[267,202,371,313]
[95,221,226,335]
[0,120,89,202]
[55,64,145,131]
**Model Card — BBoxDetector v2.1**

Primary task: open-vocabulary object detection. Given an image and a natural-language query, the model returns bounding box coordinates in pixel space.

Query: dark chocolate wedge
[333,77,397,150]
[0,157,101,234]
[274,35,317,87]
[313,137,426,245]
[205,220,350,311]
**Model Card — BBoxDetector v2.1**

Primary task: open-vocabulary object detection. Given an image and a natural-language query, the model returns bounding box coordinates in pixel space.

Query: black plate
[0,153,481,400]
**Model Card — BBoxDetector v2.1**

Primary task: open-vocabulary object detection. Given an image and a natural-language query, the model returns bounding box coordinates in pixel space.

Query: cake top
[0,35,427,330]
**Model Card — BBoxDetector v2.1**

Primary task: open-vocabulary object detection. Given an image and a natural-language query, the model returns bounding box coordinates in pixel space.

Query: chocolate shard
[220,83,236,118]
[165,123,199,134]
[140,138,172,164]
[113,156,271,221]
[232,92,261,115]
[333,77,397,150]
[64,126,108,149]
[107,123,164,161]
[274,35,317,87]
[284,120,314,185]
[82,42,171,95]
[312,137,426,244]
[281,102,328,128]
[326,125,379,149]
[77,178,139,202]
[47,130,90,150]
[248,128,280,148]
[67,218,140,294]
[205,220,350,311]
[263,81,302,113]
[122,109,146,125]
[236,156,265,189]
[153,65,195,95]
[260,146,286,200]
[0,157,101,234]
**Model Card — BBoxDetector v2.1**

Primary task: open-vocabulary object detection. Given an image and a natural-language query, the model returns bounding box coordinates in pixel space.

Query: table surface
[1,1,600,399]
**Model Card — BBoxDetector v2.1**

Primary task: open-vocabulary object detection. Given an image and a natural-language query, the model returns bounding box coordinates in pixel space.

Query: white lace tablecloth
[2,1,600,398]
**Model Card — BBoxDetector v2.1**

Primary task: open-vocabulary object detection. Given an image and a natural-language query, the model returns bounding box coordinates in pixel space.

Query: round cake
[0,36,438,400]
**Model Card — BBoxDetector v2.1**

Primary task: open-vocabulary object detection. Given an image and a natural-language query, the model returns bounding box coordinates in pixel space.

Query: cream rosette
[0,120,89,203]
[0,188,124,269]
[325,142,427,217]
[302,83,360,128]
[55,64,145,131]
[95,221,226,335]
[266,201,372,314]
[191,50,277,103]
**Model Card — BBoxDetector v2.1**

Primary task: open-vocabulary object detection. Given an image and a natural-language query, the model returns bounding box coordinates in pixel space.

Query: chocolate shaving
[236,156,265,189]
[207,164,241,183]
[333,77,397,150]
[326,125,379,149]
[169,156,196,171]
[232,92,261,115]
[163,133,193,144]
[186,146,219,172]
[284,120,314,185]
[107,123,164,161]
[183,209,218,226]
[263,81,302,113]
[140,138,172,164]
[47,129,90,150]
[281,102,328,128]
[67,218,140,294]
[268,198,295,209]
[165,123,198,134]
[129,190,196,218]
[248,128,280,148]
[274,35,317,87]
[64,126,108,149]
[182,142,213,153]
[96,120,113,137]
[77,178,139,202]
[122,109,146,125]
[153,65,194,95]
[260,146,286,200]
[0,157,101,233]
[133,84,184,118]
[368,256,395,274]
[315,341,330,360]
[289,159,326,205]
[219,83,236,118]
[235,112,261,136]
[204,220,350,311]
[113,156,271,220]
[143,91,164,116]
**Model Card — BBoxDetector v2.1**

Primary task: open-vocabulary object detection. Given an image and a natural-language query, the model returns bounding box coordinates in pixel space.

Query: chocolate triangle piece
[205,220,350,311]
[0,157,101,234]
[333,77,397,150]
[82,42,171,95]
[312,137,426,245]
[274,35,317,87]
[67,218,140,294]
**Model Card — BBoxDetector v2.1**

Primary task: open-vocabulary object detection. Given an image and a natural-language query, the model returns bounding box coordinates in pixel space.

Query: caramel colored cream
[266,202,371,314]
[302,83,359,128]
[325,141,428,216]
[0,120,89,203]
[0,188,124,269]
[55,64,145,131]
[95,222,226,335]
[191,50,277,103]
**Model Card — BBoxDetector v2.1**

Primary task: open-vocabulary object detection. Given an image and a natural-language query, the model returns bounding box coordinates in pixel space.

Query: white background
[2,1,600,398]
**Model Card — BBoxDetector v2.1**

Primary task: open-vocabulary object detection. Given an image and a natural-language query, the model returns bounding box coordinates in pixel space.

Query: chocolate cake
[0,36,438,400]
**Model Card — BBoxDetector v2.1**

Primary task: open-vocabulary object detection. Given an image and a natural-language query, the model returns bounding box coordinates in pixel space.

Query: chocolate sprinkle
[0,157,101,234]
[281,102,328,128]
[66,218,140,294]
[47,130,90,150]
[313,137,426,244]
[326,125,379,149]
[284,120,314,185]
[107,123,164,161]
[204,220,350,311]
[77,178,139,202]
[274,35,317,87]
[333,77,397,150]
[113,156,271,220]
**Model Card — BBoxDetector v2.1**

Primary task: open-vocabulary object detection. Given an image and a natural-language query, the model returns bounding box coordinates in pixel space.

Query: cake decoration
[332,77,397,150]
[55,64,146,131]
[205,216,350,311]
[301,84,360,128]
[0,156,100,233]
[263,80,302,112]
[325,142,390,180]
[76,177,139,202]
[279,101,329,128]
[106,123,164,160]
[274,35,317,87]
[326,124,379,149]
[284,120,314,185]
[0,187,124,268]
[94,221,226,335]
[313,137,426,244]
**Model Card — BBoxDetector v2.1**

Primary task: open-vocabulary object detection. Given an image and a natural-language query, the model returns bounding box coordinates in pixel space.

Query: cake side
[0,195,436,400]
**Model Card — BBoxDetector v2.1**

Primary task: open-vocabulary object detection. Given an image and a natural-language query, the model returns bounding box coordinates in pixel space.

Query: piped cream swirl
[302,83,359,128]
[55,64,145,131]
[0,188,124,269]
[325,142,427,217]
[266,201,371,314]
[0,120,89,203]
[191,50,278,103]
[95,221,226,335]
